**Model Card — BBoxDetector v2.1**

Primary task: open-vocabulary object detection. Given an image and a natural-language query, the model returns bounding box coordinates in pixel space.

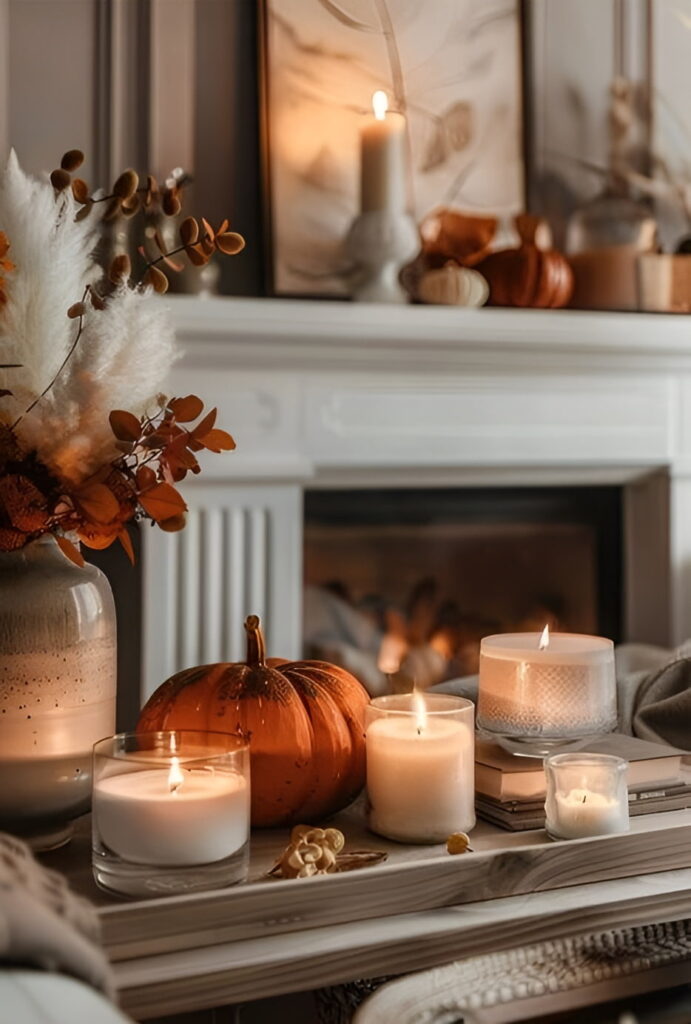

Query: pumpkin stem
[515,213,551,251]
[245,614,266,666]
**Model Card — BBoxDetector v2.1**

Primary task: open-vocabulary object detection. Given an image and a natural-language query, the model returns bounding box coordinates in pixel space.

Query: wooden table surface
[43,808,691,1020]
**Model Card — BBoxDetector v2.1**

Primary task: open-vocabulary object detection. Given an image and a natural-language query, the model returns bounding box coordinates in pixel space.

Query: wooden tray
[46,803,691,964]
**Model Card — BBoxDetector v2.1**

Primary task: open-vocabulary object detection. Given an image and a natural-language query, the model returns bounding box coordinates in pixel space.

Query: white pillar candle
[360,90,407,214]
[478,627,617,742]
[551,788,629,839]
[93,762,249,866]
[366,693,475,843]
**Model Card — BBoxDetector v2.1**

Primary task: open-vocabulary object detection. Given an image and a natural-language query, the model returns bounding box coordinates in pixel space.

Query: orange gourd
[137,615,369,827]
[479,214,574,308]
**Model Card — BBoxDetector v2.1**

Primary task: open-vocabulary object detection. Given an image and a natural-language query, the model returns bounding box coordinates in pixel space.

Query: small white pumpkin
[417,263,489,307]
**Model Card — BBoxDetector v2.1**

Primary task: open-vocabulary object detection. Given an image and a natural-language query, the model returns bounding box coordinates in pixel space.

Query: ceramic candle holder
[365,693,475,844]
[344,210,419,303]
[544,752,629,841]
[92,730,250,897]
[477,633,617,756]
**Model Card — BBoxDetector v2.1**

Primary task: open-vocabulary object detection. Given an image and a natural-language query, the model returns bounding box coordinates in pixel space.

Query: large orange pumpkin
[137,615,369,827]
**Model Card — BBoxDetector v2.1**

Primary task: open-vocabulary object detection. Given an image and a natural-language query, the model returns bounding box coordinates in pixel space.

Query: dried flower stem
[12,284,90,429]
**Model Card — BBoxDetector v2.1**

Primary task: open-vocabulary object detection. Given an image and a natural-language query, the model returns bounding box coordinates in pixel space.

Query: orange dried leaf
[71,178,89,203]
[179,217,199,246]
[201,217,215,243]
[67,301,86,319]
[56,534,85,567]
[158,512,187,533]
[136,465,157,491]
[192,407,217,438]
[74,482,120,524]
[144,266,169,294]
[113,169,139,200]
[61,149,84,172]
[169,395,204,422]
[139,482,187,523]
[185,244,208,267]
[199,428,236,452]
[109,409,142,442]
[50,168,71,192]
[215,231,245,255]
[118,528,135,564]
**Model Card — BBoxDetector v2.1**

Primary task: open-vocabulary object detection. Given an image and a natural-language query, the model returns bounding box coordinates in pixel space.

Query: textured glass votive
[545,753,629,841]
[92,730,250,897]
[477,633,617,755]
[366,694,475,844]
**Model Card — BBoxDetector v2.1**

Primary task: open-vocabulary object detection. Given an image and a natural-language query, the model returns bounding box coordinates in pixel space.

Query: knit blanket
[0,832,113,998]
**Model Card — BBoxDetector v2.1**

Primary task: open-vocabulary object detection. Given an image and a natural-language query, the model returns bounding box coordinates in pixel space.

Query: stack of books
[475,734,691,831]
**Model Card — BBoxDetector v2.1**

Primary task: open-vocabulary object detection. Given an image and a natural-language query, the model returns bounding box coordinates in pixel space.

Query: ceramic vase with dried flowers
[0,148,244,848]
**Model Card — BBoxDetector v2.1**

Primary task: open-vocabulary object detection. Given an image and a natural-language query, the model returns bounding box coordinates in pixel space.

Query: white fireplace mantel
[141,297,691,699]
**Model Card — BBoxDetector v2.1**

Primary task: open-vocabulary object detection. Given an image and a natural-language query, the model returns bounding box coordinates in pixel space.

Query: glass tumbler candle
[365,693,475,844]
[477,632,617,755]
[92,730,250,897]
[545,753,629,841]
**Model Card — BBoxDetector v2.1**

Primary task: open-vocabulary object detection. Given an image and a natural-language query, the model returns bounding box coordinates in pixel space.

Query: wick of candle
[582,794,587,803]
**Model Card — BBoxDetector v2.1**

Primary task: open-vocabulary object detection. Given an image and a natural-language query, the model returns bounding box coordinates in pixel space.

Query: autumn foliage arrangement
[0,149,243,565]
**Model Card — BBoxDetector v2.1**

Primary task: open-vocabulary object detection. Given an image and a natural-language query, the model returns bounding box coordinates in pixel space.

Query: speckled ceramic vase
[0,535,116,849]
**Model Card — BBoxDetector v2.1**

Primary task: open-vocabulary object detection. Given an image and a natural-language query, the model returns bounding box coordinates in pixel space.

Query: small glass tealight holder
[92,730,250,897]
[544,752,629,841]
[365,693,475,844]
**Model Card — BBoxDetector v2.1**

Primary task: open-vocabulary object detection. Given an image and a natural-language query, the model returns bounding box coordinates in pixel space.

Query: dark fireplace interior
[303,487,623,693]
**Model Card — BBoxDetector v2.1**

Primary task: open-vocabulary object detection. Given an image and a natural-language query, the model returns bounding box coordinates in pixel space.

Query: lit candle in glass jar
[545,753,629,840]
[477,627,617,750]
[365,693,475,843]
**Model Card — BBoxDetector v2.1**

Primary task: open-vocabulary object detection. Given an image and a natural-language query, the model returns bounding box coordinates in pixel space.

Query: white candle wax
[551,788,629,840]
[360,91,406,214]
[366,715,475,843]
[93,767,249,866]
[478,632,617,739]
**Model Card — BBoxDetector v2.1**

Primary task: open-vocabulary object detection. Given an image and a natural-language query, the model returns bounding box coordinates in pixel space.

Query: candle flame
[372,90,388,120]
[539,624,550,650]
[412,689,427,735]
[168,756,184,794]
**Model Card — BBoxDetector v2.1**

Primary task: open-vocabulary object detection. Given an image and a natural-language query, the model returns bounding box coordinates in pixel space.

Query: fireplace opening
[303,487,623,694]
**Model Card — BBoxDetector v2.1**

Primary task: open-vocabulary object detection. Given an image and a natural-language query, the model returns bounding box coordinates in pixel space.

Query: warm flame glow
[412,690,427,735]
[377,633,407,675]
[372,90,388,120]
[539,624,550,650]
[168,756,184,794]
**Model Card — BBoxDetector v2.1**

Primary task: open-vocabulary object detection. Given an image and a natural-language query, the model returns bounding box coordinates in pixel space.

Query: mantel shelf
[167,295,691,374]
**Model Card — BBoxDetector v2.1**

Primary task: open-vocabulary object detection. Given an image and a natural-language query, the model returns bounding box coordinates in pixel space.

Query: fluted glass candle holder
[477,633,617,756]
[92,730,250,897]
[545,752,629,841]
[365,693,475,844]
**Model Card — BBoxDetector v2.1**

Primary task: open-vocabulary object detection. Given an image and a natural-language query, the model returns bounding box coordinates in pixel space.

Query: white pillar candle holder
[544,752,629,841]
[365,693,475,844]
[92,730,250,897]
[477,632,617,756]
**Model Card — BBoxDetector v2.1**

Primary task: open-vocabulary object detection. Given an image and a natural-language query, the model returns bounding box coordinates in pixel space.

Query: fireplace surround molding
[141,297,690,699]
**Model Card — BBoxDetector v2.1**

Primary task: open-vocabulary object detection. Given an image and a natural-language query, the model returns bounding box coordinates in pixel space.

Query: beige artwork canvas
[262,0,524,296]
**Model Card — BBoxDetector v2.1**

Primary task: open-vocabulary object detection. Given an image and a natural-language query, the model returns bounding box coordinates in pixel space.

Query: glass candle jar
[365,693,475,844]
[544,753,629,841]
[92,730,250,897]
[477,632,617,755]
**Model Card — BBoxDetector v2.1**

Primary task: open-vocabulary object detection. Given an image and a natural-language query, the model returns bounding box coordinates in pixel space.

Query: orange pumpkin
[137,615,369,827]
[479,214,574,308]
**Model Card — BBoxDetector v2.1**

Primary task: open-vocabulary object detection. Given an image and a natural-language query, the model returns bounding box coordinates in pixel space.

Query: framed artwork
[261,0,525,297]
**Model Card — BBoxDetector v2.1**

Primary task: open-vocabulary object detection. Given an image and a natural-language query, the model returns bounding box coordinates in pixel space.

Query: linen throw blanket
[0,832,113,998]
